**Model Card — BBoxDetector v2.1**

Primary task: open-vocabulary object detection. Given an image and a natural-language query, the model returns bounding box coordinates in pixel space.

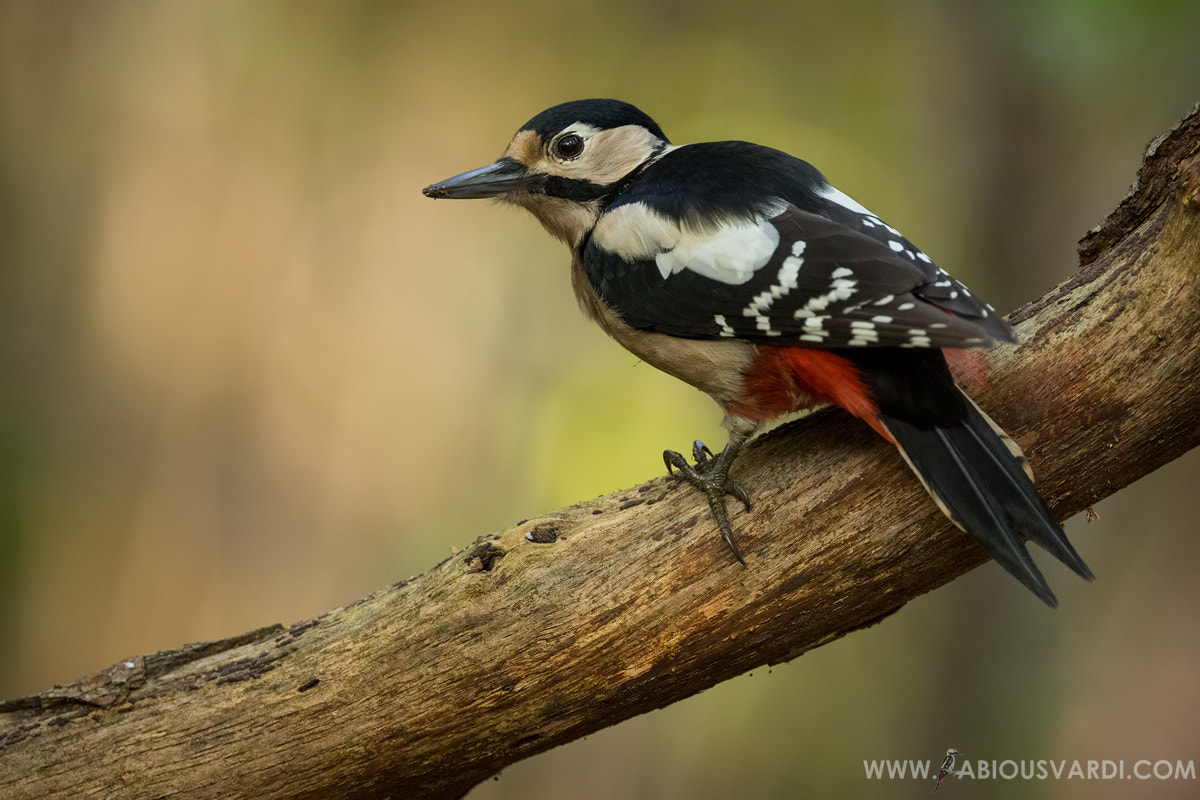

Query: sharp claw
[709,495,746,566]
[660,441,751,564]
[730,482,752,512]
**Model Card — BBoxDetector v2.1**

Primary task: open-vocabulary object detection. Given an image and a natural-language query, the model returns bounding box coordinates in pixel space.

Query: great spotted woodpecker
[423,98,1092,606]
[935,748,963,793]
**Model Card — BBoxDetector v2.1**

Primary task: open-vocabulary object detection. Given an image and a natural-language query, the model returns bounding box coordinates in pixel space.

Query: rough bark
[2,104,1198,800]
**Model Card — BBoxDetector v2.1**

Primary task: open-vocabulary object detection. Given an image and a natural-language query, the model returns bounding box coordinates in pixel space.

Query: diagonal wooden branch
[3,104,1199,800]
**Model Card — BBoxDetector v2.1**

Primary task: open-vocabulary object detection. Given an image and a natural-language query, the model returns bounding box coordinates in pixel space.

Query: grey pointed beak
[422,158,540,199]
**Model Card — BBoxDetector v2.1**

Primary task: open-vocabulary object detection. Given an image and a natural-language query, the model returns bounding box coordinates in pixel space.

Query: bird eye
[553,133,585,160]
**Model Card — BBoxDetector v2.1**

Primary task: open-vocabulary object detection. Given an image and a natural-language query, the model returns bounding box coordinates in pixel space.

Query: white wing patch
[792,275,858,319]
[816,184,875,216]
[736,240,806,335]
[593,201,785,286]
[592,201,681,260]
[817,183,908,246]
[655,218,780,285]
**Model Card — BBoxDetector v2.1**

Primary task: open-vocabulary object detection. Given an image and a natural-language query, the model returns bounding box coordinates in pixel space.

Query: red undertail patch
[731,347,894,443]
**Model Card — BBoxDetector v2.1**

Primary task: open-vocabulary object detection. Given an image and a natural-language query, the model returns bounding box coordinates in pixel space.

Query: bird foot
[664,440,752,564]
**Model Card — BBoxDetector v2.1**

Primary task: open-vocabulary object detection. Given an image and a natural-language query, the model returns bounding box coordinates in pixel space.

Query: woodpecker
[423,99,1092,606]
[934,748,963,793]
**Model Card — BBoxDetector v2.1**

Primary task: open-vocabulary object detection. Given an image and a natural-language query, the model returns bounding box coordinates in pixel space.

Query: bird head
[423,99,670,246]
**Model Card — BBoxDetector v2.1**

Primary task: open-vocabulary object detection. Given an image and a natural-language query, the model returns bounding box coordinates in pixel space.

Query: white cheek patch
[655,219,781,285]
[581,125,665,186]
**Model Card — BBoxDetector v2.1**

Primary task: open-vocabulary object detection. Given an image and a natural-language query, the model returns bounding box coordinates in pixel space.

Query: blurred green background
[2,1,1199,798]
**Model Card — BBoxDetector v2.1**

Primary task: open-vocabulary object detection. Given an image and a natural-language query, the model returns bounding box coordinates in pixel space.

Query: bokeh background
[2,1,1199,797]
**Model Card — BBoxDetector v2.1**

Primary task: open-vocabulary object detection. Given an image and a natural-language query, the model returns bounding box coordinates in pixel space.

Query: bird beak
[422,158,541,199]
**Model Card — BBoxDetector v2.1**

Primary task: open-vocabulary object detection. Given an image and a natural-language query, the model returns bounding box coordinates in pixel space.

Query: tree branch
[3,104,1199,800]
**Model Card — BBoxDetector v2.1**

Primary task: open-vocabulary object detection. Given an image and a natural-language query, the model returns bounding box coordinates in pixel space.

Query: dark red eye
[553,133,585,160]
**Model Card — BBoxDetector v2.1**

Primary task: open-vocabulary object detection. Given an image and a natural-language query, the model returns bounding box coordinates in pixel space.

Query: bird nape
[423,98,1092,607]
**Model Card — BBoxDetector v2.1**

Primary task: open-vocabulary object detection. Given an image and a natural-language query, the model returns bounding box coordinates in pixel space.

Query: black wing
[583,197,1013,349]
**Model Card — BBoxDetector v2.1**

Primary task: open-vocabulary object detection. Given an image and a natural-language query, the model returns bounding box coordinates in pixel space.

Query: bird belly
[570,256,756,407]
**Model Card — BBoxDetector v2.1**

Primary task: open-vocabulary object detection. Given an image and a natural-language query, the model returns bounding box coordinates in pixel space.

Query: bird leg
[663,439,752,564]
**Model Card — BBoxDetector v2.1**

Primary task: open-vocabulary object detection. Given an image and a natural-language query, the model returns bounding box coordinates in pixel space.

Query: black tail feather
[883,401,1093,607]
[847,347,1091,606]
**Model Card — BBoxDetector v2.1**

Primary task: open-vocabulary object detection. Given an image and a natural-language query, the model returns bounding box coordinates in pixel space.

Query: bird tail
[879,390,1093,607]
